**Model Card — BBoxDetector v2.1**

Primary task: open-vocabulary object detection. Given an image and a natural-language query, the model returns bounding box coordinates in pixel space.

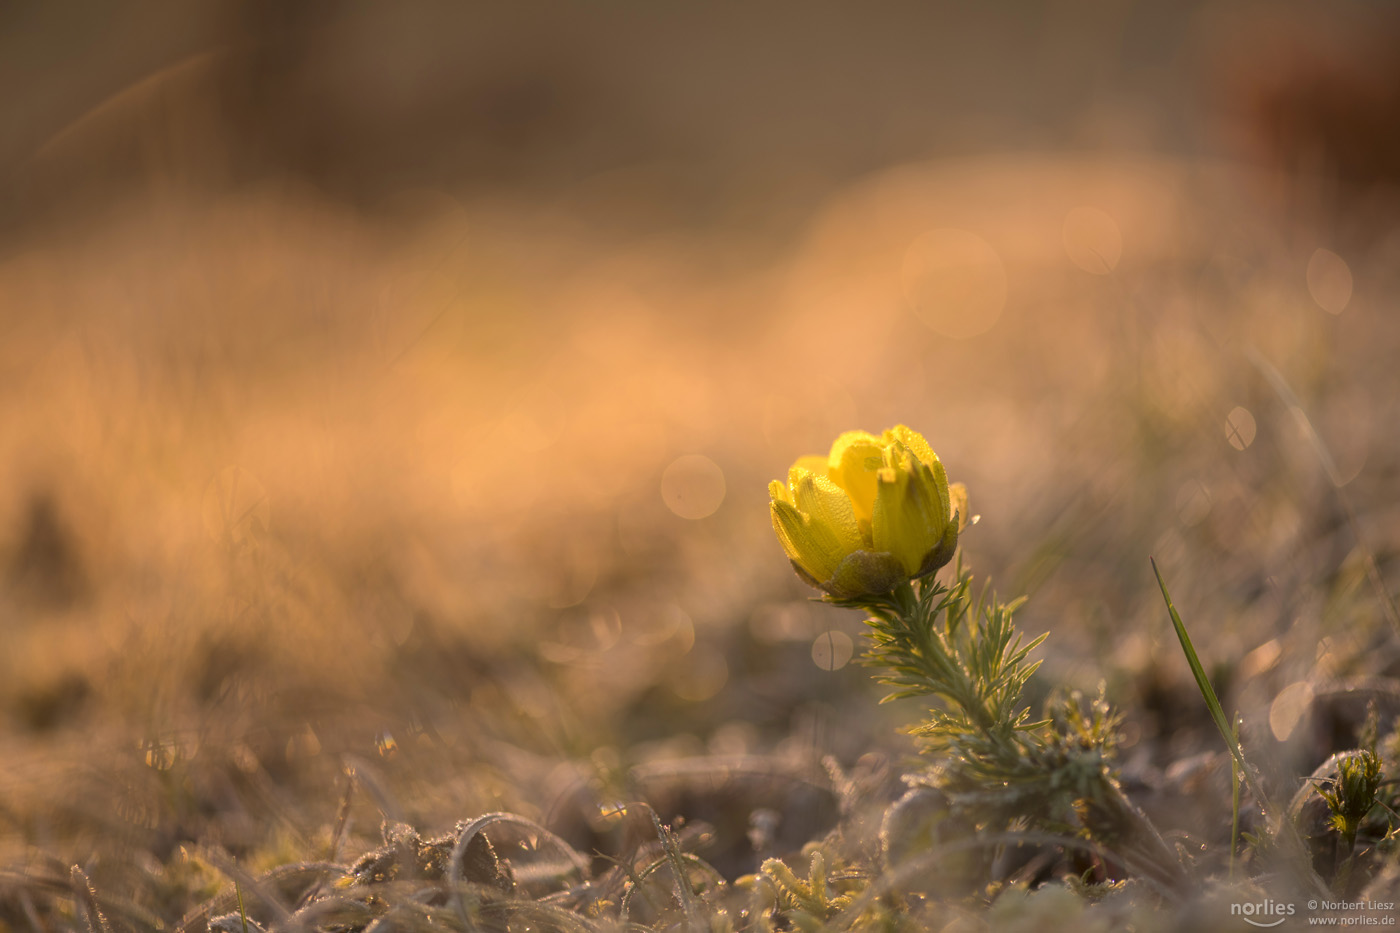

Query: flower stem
[856,568,1187,892]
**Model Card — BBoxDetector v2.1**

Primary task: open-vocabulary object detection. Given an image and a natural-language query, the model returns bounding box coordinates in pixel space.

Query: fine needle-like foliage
[830,558,1187,895]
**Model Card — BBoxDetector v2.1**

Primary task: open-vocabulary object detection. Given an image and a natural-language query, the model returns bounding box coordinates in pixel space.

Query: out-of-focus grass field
[2,3,1399,929]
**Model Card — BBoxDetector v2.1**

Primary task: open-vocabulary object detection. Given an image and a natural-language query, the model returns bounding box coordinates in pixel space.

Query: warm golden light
[660,454,727,520]
[1062,206,1123,275]
[901,228,1007,340]
[2,6,1397,924]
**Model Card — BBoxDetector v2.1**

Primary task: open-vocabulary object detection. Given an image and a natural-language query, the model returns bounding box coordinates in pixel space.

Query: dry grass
[1,127,1398,929]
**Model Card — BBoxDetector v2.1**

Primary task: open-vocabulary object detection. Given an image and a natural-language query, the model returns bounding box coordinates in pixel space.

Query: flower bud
[769,425,966,598]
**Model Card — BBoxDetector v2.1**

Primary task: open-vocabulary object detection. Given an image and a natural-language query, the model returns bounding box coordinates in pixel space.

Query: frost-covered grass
[1,153,1398,931]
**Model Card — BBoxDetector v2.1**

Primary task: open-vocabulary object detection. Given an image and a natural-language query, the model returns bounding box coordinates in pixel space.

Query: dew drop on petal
[661,454,726,519]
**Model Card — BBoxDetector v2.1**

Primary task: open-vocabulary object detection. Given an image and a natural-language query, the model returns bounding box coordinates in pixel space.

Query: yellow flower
[769,425,968,599]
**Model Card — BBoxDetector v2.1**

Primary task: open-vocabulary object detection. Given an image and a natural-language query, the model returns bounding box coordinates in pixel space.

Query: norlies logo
[1231,898,1296,927]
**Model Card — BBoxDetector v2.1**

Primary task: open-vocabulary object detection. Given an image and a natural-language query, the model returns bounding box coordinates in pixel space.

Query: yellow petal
[791,455,830,479]
[787,558,825,590]
[769,424,964,594]
[771,499,827,581]
[883,425,936,468]
[948,481,969,533]
[915,479,967,577]
[790,468,864,554]
[827,431,884,533]
[884,425,951,527]
[770,469,864,583]
[916,521,960,578]
[828,430,881,458]
[872,450,947,576]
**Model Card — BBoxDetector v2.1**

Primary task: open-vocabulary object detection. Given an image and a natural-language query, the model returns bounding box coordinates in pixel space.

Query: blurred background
[2,0,1399,914]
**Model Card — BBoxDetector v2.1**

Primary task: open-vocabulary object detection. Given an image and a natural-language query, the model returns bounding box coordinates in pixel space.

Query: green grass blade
[1152,562,1335,895]
[1150,558,1273,820]
[1150,559,1235,750]
[236,880,250,933]
[1230,716,1241,881]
